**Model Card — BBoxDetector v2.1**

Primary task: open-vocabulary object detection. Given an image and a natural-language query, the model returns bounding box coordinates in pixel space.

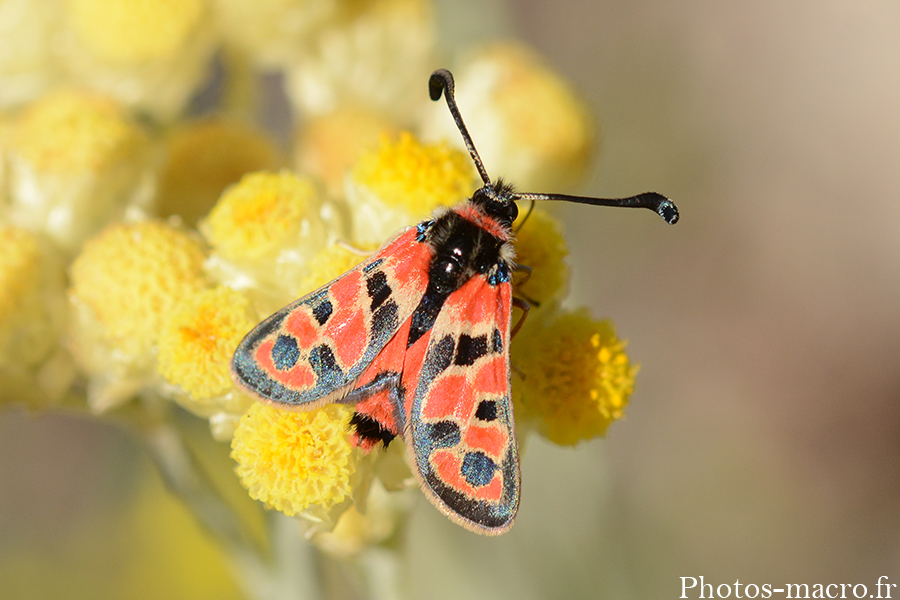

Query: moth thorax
[427,212,509,294]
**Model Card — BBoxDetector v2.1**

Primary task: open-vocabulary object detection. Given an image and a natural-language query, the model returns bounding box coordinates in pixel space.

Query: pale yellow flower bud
[6,90,154,252]
[420,41,596,192]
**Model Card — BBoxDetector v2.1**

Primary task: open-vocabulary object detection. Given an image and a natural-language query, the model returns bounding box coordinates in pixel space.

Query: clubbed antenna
[429,69,491,186]
[513,191,679,224]
[429,68,679,225]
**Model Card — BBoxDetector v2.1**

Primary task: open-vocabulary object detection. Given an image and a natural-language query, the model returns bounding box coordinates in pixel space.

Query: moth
[231,69,679,534]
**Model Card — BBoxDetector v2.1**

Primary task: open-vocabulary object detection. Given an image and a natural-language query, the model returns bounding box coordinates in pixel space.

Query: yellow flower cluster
[204,171,321,261]
[512,309,637,446]
[69,220,207,357]
[157,286,255,404]
[511,207,570,305]
[61,0,217,121]
[347,132,478,244]
[201,170,337,311]
[5,90,153,251]
[283,0,436,119]
[231,403,357,517]
[67,220,209,411]
[158,118,285,227]
[0,225,69,406]
[0,0,646,550]
[12,90,144,174]
[67,0,206,64]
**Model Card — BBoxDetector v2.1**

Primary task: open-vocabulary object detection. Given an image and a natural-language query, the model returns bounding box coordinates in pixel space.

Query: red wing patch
[405,275,519,535]
[231,228,431,408]
[341,317,412,451]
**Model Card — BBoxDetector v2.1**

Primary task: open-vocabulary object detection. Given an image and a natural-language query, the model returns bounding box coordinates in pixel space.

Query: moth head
[471,180,519,230]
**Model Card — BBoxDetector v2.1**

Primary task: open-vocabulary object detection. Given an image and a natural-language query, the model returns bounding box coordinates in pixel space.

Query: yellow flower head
[231,403,357,517]
[158,119,285,227]
[157,286,255,404]
[511,207,569,304]
[353,132,474,214]
[66,0,206,64]
[512,308,636,446]
[7,90,154,251]
[0,226,42,319]
[283,0,435,117]
[347,132,477,244]
[0,0,59,106]
[214,0,337,68]
[0,226,71,408]
[294,106,397,197]
[13,89,145,174]
[295,243,375,297]
[0,226,65,369]
[69,220,208,357]
[203,171,324,262]
[59,0,216,120]
[421,41,595,191]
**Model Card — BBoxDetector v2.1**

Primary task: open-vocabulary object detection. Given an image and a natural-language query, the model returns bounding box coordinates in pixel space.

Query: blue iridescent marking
[487,263,511,286]
[271,335,300,370]
[461,451,497,487]
[363,258,385,274]
[416,221,432,242]
[491,328,503,353]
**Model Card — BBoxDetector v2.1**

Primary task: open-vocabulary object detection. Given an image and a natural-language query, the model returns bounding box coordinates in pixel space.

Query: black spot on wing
[371,299,399,341]
[366,271,391,311]
[312,299,333,326]
[408,290,449,347]
[431,335,455,374]
[271,335,300,370]
[454,333,488,366]
[309,344,342,383]
[425,420,461,449]
[475,400,497,422]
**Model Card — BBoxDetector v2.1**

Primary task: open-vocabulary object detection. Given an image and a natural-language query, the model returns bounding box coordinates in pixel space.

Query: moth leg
[512,262,533,286]
[511,296,531,338]
[511,362,526,380]
[514,199,536,233]
[511,264,541,308]
[337,239,374,256]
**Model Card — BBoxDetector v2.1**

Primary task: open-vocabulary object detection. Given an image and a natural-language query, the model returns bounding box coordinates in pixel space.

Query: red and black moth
[231,69,679,535]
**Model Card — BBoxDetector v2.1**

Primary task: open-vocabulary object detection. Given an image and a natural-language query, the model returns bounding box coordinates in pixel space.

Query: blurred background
[2,0,899,598]
[487,0,900,597]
